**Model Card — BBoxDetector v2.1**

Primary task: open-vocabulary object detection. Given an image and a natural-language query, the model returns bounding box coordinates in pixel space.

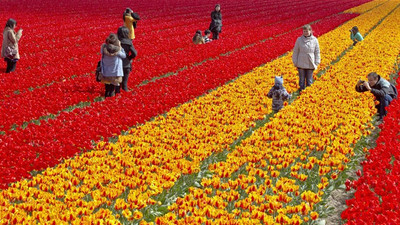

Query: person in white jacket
[292,24,320,91]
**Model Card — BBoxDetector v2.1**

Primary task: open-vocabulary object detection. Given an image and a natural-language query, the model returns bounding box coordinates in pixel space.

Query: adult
[100,33,126,97]
[292,24,320,91]
[116,26,137,93]
[209,4,222,40]
[192,30,205,45]
[123,8,140,40]
[350,26,363,46]
[356,72,397,120]
[1,18,23,73]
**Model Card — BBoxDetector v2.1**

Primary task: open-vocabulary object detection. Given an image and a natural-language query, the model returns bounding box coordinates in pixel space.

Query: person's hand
[364,81,371,90]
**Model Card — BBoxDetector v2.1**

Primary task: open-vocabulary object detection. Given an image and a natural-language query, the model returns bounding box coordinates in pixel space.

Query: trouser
[376,94,393,118]
[104,84,115,97]
[5,58,17,73]
[212,30,219,40]
[115,68,131,93]
[298,68,314,91]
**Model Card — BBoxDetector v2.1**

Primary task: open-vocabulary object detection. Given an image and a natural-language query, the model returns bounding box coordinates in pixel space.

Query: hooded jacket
[1,27,22,59]
[101,43,126,77]
[292,35,320,70]
[356,75,398,99]
[267,76,292,112]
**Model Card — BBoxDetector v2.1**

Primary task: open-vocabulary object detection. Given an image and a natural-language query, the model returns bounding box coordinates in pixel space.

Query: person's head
[351,26,359,34]
[106,33,119,45]
[215,4,221,12]
[204,29,211,37]
[123,8,133,21]
[195,30,202,36]
[117,26,130,40]
[367,72,380,86]
[5,18,17,29]
[275,75,283,85]
[302,24,312,37]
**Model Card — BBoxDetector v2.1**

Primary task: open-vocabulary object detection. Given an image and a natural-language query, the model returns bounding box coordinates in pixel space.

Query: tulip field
[1,0,400,224]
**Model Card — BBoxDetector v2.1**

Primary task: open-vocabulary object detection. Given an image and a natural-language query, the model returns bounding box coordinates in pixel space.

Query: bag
[95,61,101,82]
[5,46,17,59]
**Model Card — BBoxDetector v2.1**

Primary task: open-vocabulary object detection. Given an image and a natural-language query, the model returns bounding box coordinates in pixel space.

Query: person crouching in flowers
[350,26,363,46]
[193,30,205,45]
[267,76,292,113]
[100,33,126,97]
[356,72,397,120]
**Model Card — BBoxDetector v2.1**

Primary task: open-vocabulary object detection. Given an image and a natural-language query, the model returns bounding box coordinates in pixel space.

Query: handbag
[5,46,17,59]
[96,53,122,85]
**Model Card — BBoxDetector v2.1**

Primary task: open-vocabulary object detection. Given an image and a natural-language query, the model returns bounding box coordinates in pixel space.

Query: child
[267,76,292,113]
[203,30,212,43]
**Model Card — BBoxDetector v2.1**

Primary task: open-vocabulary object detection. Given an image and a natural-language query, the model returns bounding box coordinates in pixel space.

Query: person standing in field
[209,4,222,40]
[1,19,23,73]
[100,33,126,97]
[292,24,320,92]
[116,26,137,93]
[123,8,140,40]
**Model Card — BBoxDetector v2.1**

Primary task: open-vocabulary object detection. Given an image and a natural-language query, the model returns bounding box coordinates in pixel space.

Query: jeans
[377,94,393,118]
[5,58,17,73]
[298,68,314,91]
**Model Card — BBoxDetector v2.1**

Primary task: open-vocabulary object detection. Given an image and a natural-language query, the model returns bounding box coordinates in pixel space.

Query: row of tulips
[0,0,395,224]
[0,12,358,133]
[156,2,400,224]
[0,0,367,98]
[0,2,366,186]
[341,74,400,224]
[154,1,400,224]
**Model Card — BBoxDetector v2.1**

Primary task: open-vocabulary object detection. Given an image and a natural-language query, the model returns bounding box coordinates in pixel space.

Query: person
[209,4,222,40]
[1,19,23,73]
[116,26,137,93]
[100,33,126,97]
[356,72,397,120]
[203,29,212,43]
[192,30,205,45]
[350,26,363,46]
[292,24,320,92]
[267,76,292,113]
[123,8,140,40]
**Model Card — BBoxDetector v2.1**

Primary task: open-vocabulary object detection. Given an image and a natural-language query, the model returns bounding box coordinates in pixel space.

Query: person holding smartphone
[1,18,23,73]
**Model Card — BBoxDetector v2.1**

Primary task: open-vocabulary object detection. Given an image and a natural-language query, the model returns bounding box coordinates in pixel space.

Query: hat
[275,76,283,85]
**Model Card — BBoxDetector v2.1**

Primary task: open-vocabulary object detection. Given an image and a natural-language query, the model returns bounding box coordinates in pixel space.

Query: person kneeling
[356,72,398,120]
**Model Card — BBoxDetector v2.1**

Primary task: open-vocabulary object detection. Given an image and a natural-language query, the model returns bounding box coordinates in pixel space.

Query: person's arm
[267,88,274,98]
[292,39,299,67]
[131,12,140,20]
[7,30,18,45]
[370,86,389,97]
[314,39,321,66]
[356,33,363,41]
[282,89,291,101]
[118,48,126,59]
[128,45,137,60]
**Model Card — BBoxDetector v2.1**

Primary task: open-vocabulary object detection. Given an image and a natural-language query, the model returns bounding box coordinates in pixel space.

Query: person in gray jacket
[292,24,320,91]
[356,72,398,120]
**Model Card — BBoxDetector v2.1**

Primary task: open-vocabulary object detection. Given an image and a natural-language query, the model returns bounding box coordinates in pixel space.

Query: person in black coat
[356,72,398,119]
[209,4,222,40]
[116,26,137,93]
